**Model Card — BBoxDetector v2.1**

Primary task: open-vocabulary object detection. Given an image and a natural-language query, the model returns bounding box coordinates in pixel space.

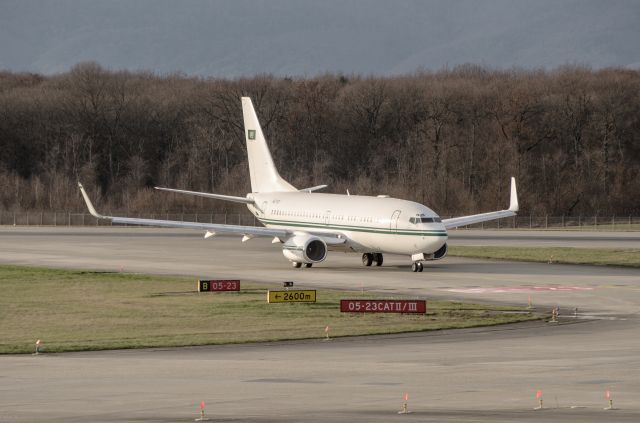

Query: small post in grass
[323,325,331,341]
[34,339,42,355]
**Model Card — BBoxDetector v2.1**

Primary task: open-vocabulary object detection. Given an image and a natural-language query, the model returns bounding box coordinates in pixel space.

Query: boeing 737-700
[79,97,518,272]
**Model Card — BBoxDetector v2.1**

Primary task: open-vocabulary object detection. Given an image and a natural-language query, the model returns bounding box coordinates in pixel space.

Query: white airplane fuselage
[78,96,517,272]
[248,192,448,255]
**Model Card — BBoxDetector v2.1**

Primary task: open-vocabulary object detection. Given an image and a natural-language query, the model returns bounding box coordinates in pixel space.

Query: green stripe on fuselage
[258,218,448,237]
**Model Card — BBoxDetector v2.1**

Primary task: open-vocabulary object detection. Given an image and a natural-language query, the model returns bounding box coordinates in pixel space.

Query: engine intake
[282,235,328,264]
[432,243,448,260]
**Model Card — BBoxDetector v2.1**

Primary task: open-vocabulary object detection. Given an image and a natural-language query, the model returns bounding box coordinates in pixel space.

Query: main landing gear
[362,253,383,267]
[292,262,313,268]
[411,262,424,272]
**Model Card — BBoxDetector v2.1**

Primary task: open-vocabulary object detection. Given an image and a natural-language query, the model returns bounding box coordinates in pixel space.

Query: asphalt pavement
[1,227,638,422]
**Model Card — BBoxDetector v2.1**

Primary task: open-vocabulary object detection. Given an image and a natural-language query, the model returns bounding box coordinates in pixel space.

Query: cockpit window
[410,216,442,224]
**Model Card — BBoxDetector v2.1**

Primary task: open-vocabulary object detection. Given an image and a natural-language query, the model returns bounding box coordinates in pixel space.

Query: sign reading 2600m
[268,290,317,303]
[340,299,426,314]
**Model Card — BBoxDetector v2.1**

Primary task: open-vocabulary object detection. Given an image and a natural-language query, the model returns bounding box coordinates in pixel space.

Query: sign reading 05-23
[198,279,240,292]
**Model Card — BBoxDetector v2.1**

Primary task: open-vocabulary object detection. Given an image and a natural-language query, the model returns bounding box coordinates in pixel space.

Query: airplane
[79,97,518,272]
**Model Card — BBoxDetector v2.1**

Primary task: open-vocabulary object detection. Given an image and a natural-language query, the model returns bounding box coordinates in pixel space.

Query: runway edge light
[398,392,410,414]
[604,389,616,410]
[534,390,543,410]
[195,400,209,421]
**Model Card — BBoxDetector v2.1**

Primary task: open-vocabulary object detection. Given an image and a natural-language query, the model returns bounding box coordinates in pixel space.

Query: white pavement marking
[444,286,596,294]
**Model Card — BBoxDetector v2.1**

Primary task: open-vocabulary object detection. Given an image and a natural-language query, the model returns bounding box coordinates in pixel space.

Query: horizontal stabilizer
[299,185,328,193]
[154,187,254,205]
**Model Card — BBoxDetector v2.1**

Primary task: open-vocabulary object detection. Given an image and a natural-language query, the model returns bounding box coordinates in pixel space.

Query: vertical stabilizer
[241,97,296,193]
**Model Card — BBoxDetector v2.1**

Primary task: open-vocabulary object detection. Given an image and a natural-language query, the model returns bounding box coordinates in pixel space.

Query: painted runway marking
[443,286,596,294]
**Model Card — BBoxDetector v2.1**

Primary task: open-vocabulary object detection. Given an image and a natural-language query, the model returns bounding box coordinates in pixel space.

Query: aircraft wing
[78,183,346,246]
[78,183,287,239]
[442,210,516,229]
[442,177,519,229]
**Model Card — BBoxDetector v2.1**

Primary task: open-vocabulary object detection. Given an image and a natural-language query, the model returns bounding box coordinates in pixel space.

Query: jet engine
[432,243,448,260]
[282,235,328,264]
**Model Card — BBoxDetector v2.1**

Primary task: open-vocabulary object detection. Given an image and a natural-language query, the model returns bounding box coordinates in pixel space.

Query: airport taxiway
[1,227,639,422]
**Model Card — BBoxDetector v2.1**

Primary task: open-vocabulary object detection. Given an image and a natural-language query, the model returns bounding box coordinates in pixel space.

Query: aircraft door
[258,201,268,217]
[324,210,331,226]
[390,210,401,232]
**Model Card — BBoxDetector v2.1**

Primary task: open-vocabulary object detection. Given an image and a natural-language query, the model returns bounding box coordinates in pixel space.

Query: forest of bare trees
[0,63,638,216]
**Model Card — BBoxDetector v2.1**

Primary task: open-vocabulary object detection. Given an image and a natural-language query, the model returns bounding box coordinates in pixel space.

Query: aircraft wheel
[305,263,313,268]
[362,253,373,266]
[411,262,419,272]
[374,253,383,266]
[417,262,424,272]
[292,262,302,268]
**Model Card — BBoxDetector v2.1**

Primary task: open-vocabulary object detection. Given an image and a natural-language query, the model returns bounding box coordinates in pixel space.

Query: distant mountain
[1,0,639,77]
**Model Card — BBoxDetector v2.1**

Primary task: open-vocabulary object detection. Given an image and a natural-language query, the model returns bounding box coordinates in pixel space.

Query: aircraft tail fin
[241,97,296,193]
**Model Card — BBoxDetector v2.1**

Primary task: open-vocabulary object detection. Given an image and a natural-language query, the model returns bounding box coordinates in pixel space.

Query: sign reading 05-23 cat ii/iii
[340,299,426,314]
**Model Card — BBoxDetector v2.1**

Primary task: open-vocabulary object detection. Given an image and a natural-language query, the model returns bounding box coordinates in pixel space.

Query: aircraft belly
[345,231,446,255]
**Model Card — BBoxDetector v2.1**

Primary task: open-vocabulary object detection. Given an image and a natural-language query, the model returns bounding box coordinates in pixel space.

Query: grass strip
[449,246,640,268]
[0,265,538,354]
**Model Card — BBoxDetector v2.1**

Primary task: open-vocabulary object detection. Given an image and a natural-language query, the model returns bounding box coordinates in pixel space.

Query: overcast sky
[1,0,639,77]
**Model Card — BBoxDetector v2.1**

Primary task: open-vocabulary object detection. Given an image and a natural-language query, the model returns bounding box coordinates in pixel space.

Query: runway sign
[198,279,240,292]
[268,290,316,303]
[340,299,426,314]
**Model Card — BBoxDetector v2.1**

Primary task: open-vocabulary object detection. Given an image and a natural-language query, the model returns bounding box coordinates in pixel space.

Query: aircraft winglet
[78,182,106,219]
[508,177,519,212]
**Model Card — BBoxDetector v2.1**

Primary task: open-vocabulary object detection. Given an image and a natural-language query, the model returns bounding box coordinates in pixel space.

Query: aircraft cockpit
[409,214,442,224]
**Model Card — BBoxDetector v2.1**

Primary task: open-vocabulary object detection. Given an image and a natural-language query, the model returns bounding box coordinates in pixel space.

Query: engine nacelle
[282,235,328,264]
[432,243,448,260]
